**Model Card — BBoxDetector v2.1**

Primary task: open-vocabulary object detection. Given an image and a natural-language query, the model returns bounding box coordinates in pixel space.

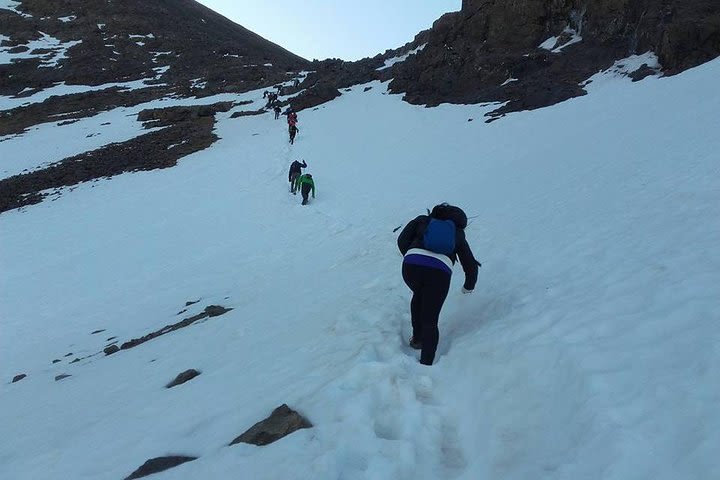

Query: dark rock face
[166,369,201,388]
[124,456,197,480]
[388,0,720,113]
[12,374,27,383]
[55,374,71,381]
[229,404,312,446]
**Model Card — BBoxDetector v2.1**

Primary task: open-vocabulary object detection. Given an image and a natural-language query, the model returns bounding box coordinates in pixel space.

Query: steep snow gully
[1,57,719,479]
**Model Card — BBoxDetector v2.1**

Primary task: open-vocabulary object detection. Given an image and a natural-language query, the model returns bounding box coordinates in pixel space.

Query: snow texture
[377,43,427,70]
[539,28,582,53]
[1,58,719,480]
[0,32,81,67]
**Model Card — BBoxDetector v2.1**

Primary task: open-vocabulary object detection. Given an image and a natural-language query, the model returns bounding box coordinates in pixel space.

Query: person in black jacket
[397,203,479,365]
[288,159,307,193]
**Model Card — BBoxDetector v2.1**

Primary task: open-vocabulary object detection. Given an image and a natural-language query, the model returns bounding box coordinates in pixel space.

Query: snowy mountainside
[1,50,719,480]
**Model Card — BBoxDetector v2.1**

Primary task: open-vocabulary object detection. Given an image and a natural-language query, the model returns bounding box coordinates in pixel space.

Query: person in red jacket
[287,110,299,144]
[397,203,480,365]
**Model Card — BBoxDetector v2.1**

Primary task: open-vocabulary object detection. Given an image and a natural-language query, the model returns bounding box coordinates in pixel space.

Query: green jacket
[295,174,315,197]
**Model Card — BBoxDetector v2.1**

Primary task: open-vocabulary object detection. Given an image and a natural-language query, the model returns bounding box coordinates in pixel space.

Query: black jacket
[288,160,306,181]
[397,215,479,290]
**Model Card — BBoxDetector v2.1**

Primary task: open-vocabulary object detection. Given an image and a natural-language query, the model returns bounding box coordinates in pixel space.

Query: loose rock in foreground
[166,369,201,388]
[229,404,312,446]
[12,374,27,383]
[124,456,197,480]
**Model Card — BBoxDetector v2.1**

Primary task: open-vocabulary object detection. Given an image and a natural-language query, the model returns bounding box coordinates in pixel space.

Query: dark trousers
[289,126,297,144]
[300,183,311,205]
[290,172,299,193]
[402,262,451,365]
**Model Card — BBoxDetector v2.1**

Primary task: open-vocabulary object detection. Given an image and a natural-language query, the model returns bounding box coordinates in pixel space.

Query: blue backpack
[423,218,456,255]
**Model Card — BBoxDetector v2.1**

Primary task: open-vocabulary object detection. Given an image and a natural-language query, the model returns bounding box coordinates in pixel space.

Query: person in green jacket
[295,173,315,205]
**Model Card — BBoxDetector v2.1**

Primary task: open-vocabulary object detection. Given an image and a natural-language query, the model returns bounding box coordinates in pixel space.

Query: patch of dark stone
[0,113,218,213]
[166,369,201,388]
[91,329,106,335]
[185,300,200,307]
[230,109,265,118]
[55,374,71,381]
[0,87,172,136]
[229,404,312,446]
[363,86,373,92]
[124,456,197,480]
[104,345,120,356]
[107,336,117,341]
[64,352,73,357]
[137,102,234,128]
[120,306,232,351]
[12,374,26,383]
[52,359,61,364]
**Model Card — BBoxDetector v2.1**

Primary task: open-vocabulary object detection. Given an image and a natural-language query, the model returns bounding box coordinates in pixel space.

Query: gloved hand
[461,287,473,294]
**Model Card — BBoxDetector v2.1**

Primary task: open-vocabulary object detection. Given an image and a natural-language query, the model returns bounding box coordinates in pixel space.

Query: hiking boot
[409,336,422,350]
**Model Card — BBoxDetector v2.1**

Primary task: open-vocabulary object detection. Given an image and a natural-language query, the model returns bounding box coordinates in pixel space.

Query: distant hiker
[288,159,307,193]
[287,110,299,144]
[274,105,281,119]
[295,173,315,205]
[266,92,278,108]
[293,78,300,88]
[263,90,269,99]
[275,84,283,95]
[289,124,299,144]
[397,203,480,366]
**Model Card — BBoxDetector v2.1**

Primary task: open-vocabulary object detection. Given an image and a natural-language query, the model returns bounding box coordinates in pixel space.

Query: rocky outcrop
[124,456,197,480]
[387,0,720,114]
[54,373,71,381]
[12,374,27,383]
[0,103,232,212]
[166,369,201,388]
[229,404,312,446]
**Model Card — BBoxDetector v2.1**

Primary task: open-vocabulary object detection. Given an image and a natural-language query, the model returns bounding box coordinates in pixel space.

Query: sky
[196,0,461,61]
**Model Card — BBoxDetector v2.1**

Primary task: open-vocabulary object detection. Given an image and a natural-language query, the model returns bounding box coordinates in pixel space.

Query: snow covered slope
[1,56,719,479]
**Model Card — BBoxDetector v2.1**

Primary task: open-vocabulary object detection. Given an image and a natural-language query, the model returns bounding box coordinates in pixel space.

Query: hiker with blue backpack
[397,203,480,365]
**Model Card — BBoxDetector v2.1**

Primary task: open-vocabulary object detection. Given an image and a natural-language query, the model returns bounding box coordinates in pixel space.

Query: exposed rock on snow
[54,374,71,381]
[136,101,235,127]
[229,404,312,446]
[0,105,225,212]
[119,306,232,351]
[230,108,264,118]
[11,374,26,383]
[124,456,197,480]
[103,345,119,356]
[165,369,201,388]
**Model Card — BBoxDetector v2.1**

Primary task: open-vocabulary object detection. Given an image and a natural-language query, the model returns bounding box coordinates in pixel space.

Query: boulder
[124,456,197,480]
[166,369,201,388]
[229,404,312,446]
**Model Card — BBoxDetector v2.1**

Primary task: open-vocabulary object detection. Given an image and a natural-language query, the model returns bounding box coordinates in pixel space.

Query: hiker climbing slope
[295,173,315,205]
[397,203,480,365]
[288,159,307,194]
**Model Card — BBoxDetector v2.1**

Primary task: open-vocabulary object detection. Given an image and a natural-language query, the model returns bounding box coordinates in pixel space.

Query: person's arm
[455,230,479,291]
[301,160,307,168]
[397,216,422,255]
